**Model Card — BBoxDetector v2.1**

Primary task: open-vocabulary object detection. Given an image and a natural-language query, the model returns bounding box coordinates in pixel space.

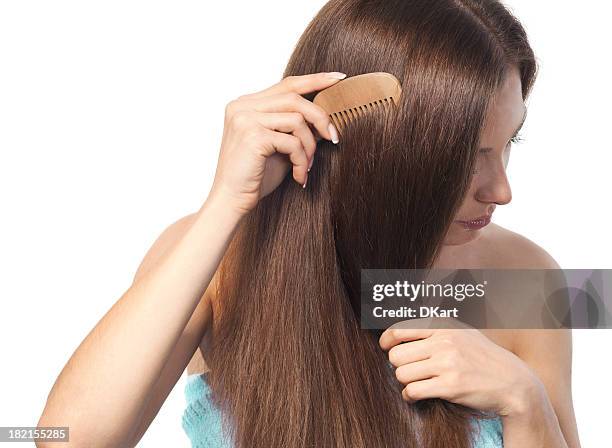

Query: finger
[255,112,317,169]
[309,122,323,142]
[262,129,309,187]
[379,328,435,351]
[395,358,438,385]
[242,72,347,100]
[401,376,444,402]
[242,92,339,144]
[387,338,432,367]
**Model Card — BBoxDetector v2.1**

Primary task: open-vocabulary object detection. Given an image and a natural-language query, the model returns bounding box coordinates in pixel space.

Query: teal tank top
[182,373,503,447]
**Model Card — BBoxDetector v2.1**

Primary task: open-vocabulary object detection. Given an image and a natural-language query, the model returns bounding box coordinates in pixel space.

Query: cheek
[453,187,477,218]
[503,146,511,168]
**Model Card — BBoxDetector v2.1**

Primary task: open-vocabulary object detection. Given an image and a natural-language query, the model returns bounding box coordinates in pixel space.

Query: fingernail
[308,154,315,172]
[302,174,308,189]
[326,72,347,80]
[328,123,339,144]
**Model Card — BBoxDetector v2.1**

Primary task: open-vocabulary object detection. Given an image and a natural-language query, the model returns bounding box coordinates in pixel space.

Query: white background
[0,1,610,447]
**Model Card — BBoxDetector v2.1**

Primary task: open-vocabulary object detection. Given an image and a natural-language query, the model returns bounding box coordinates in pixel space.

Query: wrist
[207,181,256,219]
[199,189,246,228]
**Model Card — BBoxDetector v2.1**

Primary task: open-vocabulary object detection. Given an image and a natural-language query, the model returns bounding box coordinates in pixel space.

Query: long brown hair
[208,0,538,446]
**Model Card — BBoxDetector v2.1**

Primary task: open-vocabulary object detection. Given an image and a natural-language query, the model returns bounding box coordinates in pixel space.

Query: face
[442,65,527,246]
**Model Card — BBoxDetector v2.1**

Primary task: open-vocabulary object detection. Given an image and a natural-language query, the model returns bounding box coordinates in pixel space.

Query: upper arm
[514,328,580,447]
[511,241,582,448]
[128,212,218,446]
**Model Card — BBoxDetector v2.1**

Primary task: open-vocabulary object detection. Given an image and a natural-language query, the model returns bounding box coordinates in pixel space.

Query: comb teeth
[330,97,397,132]
[313,72,402,134]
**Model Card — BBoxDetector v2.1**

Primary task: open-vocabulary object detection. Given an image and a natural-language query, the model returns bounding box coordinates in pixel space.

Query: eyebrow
[480,106,527,152]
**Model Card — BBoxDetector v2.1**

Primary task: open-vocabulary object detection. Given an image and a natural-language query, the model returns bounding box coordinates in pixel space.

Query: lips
[456,214,492,230]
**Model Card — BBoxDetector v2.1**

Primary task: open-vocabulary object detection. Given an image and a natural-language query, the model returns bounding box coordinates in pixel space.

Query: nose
[475,165,512,206]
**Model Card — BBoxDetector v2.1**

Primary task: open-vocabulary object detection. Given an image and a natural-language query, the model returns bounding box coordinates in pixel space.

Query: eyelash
[510,132,525,145]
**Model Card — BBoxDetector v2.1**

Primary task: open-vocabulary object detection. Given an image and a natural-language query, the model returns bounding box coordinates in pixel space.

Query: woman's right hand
[209,71,345,217]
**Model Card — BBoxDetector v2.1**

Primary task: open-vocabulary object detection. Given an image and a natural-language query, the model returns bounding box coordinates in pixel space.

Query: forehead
[481,65,526,138]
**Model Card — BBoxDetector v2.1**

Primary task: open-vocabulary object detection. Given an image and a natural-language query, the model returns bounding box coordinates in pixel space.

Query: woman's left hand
[379,323,543,417]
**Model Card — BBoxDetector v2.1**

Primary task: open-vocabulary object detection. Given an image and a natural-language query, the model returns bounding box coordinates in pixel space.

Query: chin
[442,227,484,246]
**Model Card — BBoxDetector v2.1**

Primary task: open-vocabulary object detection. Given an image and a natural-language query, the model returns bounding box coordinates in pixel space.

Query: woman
[38,0,581,447]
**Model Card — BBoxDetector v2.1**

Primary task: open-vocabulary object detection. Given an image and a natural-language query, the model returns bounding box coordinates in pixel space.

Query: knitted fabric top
[182,373,503,447]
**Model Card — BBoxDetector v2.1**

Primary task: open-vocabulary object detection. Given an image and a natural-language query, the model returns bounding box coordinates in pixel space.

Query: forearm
[38,193,242,446]
[502,379,568,448]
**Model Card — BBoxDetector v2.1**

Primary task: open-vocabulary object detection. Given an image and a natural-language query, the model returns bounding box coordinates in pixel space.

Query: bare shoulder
[479,223,561,269]
[133,212,200,283]
[470,223,563,354]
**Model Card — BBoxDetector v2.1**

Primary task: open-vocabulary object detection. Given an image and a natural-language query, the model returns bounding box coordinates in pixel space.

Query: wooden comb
[313,72,402,134]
